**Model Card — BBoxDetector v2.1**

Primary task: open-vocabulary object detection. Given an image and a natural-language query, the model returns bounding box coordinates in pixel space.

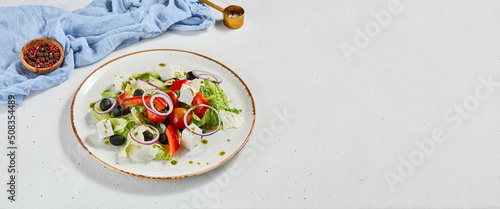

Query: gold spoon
[199,0,244,29]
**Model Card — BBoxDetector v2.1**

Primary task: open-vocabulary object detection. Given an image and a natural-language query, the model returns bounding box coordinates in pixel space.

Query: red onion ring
[142,89,173,117]
[94,97,117,114]
[137,78,162,90]
[149,94,173,116]
[192,70,222,84]
[129,124,160,145]
[183,104,221,136]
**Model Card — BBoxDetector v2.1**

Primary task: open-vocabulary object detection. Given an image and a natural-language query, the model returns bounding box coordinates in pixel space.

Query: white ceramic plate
[71,49,255,179]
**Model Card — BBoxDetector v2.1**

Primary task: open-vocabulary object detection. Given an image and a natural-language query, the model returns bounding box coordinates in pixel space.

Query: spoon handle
[199,0,224,12]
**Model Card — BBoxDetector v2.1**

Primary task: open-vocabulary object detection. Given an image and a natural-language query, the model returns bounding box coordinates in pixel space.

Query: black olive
[143,130,154,141]
[134,89,144,97]
[99,98,112,111]
[112,105,124,117]
[109,135,126,146]
[186,71,196,80]
[159,133,168,144]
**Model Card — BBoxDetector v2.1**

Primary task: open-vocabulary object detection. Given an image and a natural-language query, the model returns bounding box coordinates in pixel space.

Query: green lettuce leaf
[132,71,161,80]
[144,119,166,133]
[124,82,135,97]
[196,108,220,129]
[118,133,138,158]
[154,145,172,161]
[89,102,112,121]
[132,105,146,113]
[201,81,242,114]
[219,110,245,130]
[109,118,136,137]
[199,85,214,98]
[101,89,118,98]
[148,75,167,90]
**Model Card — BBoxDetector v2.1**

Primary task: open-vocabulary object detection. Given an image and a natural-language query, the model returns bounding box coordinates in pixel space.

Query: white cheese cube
[159,65,185,80]
[170,65,185,79]
[181,124,202,150]
[157,64,168,80]
[178,84,198,105]
[191,78,205,91]
[114,72,135,91]
[96,119,114,139]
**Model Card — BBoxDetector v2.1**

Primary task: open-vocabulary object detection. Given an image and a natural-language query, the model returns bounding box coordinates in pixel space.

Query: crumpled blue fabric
[0,0,213,105]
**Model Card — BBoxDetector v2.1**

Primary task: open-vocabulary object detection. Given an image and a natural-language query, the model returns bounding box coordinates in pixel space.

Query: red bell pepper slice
[122,95,150,111]
[169,80,192,91]
[165,125,180,155]
[117,92,127,104]
[122,93,175,123]
[152,96,168,111]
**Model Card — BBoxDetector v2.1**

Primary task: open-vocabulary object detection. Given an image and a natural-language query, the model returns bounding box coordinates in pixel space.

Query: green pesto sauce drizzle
[201,139,208,144]
[170,160,178,165]
[159,63,166,67]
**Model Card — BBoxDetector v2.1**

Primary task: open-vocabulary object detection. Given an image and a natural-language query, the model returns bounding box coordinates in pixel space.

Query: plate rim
[70,49,256,179]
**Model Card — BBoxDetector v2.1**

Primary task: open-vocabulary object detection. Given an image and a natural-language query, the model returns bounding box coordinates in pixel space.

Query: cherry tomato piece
[147,109,167,123]
[169,107,191,129]
[146,97,169,123]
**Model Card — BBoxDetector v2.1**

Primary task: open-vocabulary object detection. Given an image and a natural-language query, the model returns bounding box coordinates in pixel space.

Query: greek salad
[89,64,244,163]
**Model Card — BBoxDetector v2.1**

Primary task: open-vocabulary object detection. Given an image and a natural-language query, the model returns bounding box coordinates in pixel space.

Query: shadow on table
[58,95,240,196]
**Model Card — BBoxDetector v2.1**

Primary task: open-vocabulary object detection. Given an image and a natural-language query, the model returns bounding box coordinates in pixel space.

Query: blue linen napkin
[0,0,213,106]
